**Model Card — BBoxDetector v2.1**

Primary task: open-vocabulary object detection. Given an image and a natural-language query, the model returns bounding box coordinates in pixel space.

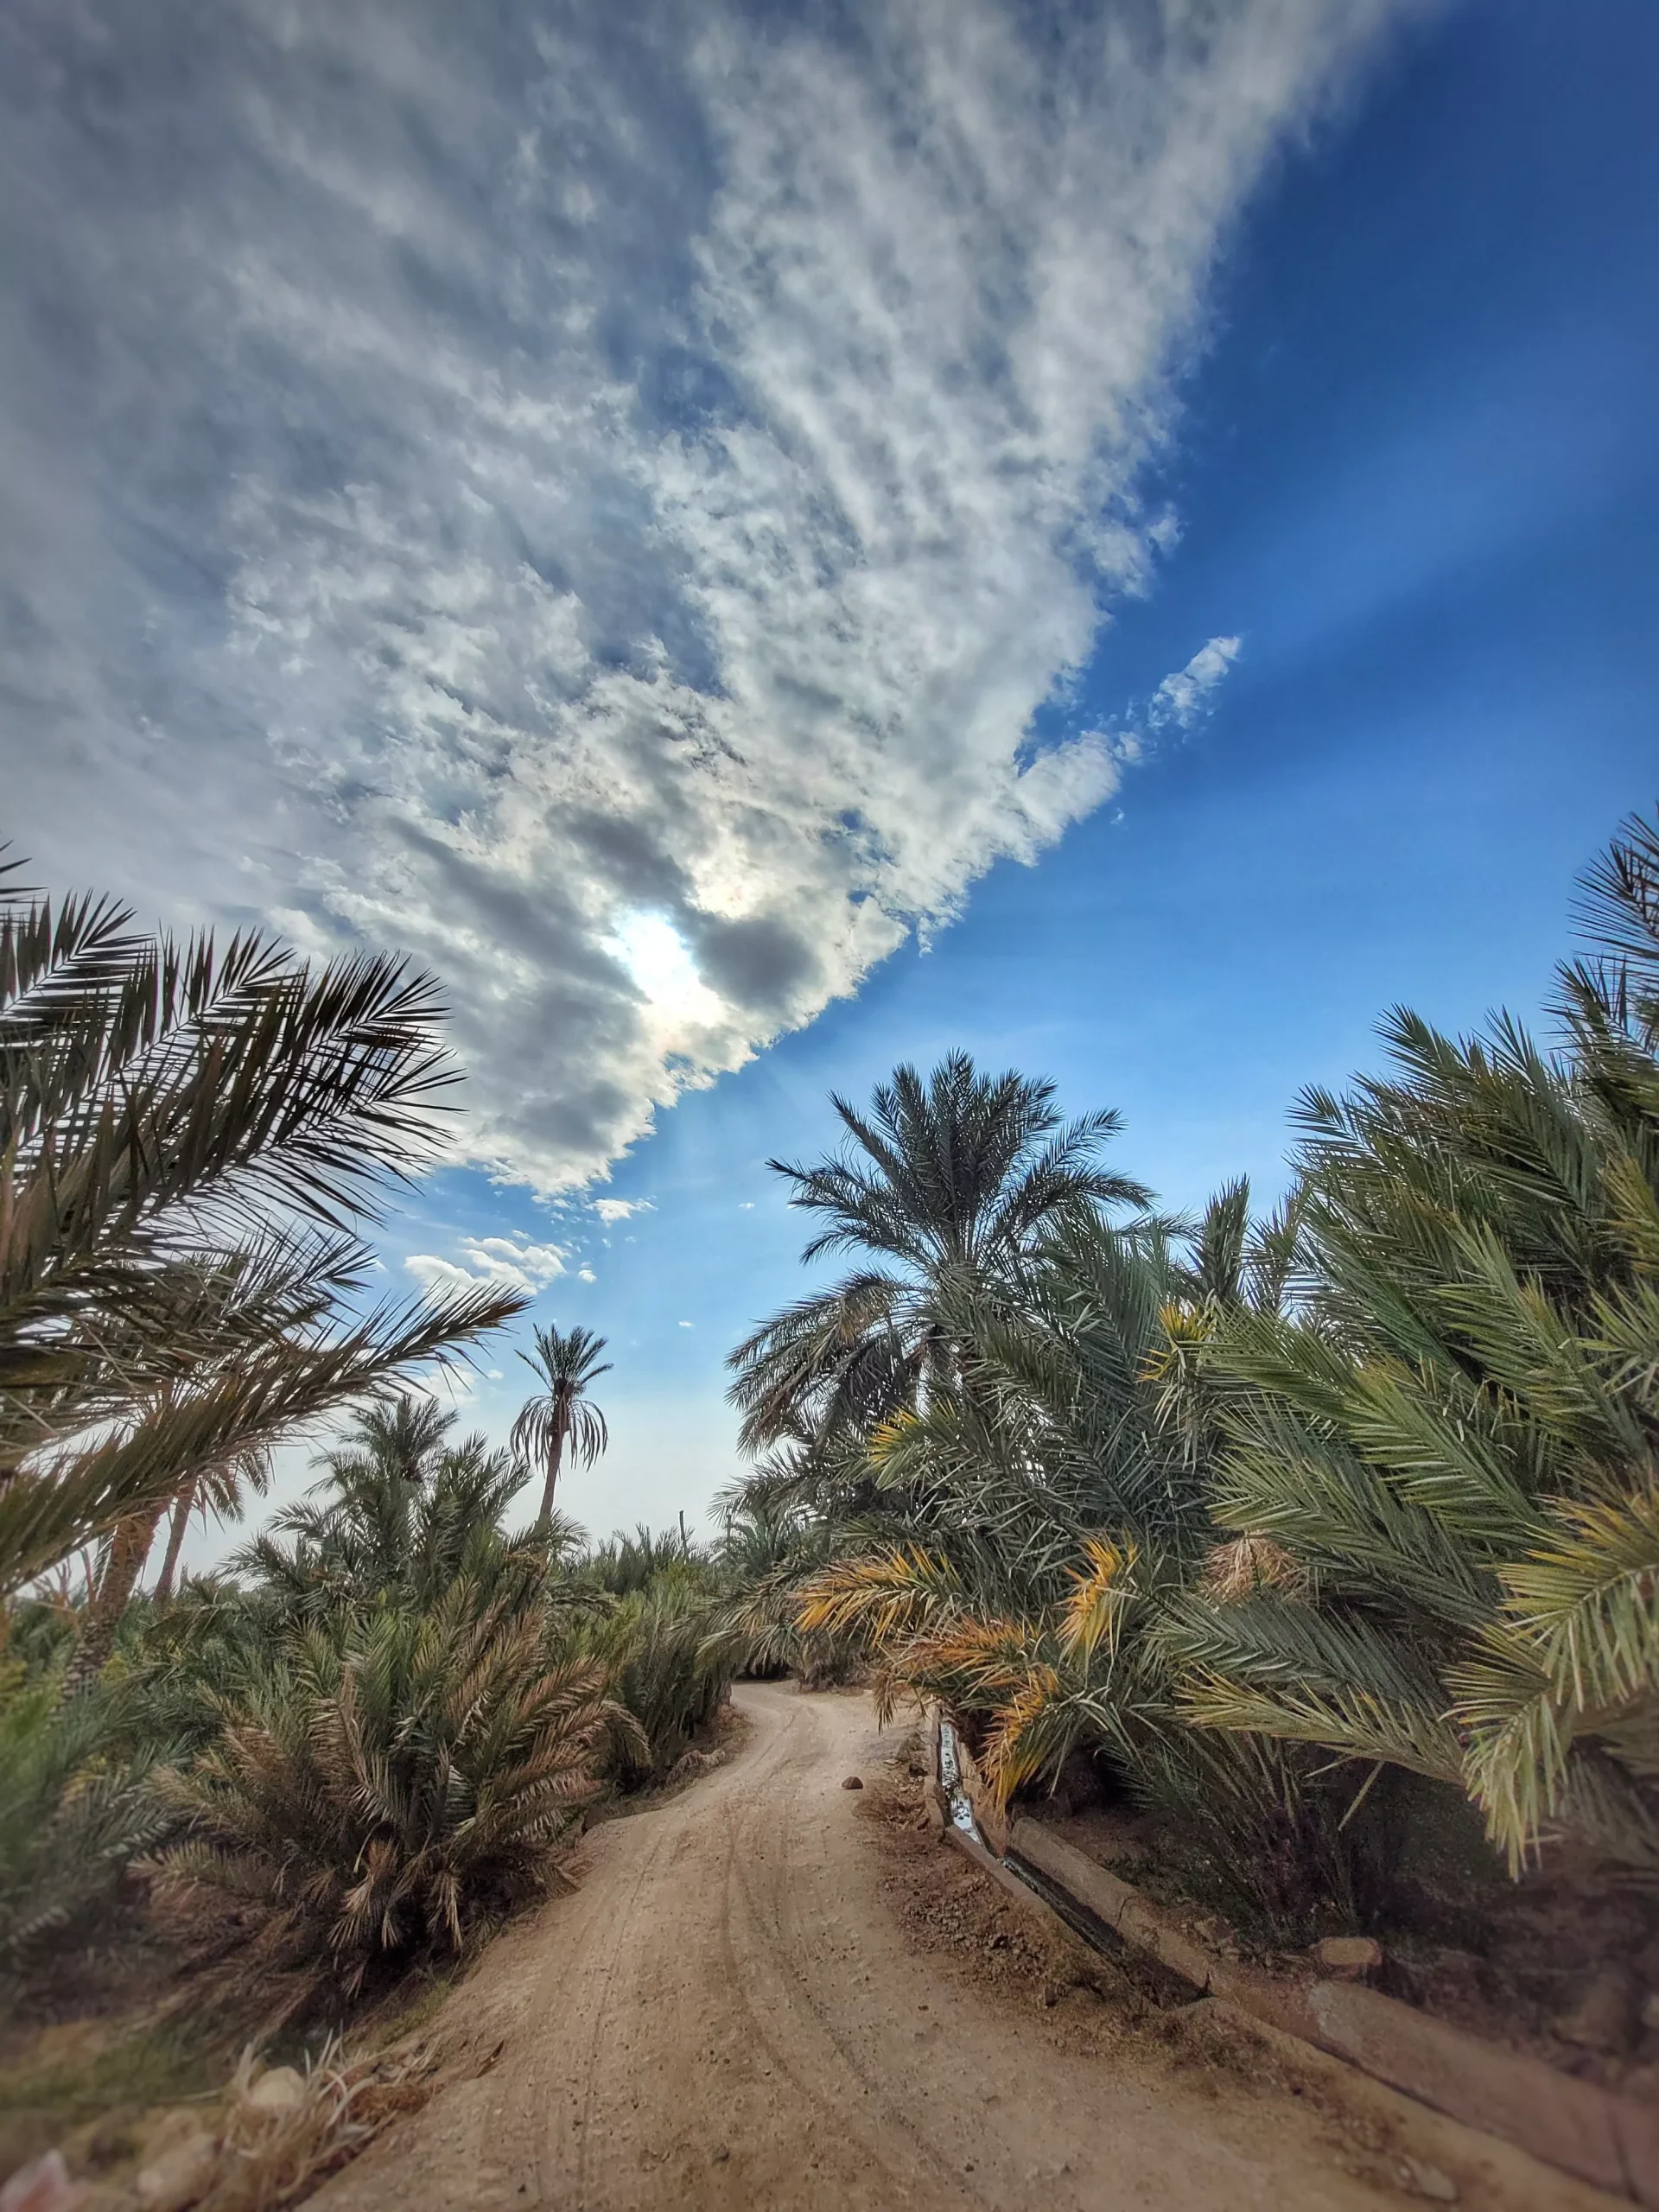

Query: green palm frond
[0,852,524,1594]
[150,1582,632,1996]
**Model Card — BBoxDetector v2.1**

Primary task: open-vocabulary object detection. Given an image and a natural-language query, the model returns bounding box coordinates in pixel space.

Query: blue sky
[3,2,1655,1548]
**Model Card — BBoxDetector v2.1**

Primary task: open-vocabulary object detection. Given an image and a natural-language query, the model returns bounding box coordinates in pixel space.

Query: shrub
[0,1665,169,1974]
[150,1582,638,2001]
[565,1574,726,1784]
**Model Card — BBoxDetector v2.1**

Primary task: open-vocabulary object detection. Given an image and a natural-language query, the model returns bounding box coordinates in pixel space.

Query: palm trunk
[537,1409,568,1525]
[154,1477,198,1604]
[59,1503,162,1700]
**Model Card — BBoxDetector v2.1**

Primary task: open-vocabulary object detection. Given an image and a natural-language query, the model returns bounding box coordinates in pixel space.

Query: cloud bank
[0,0,1408,1190]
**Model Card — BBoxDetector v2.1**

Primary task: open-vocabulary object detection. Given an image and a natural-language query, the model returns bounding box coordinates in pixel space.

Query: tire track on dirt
[314,1684,1619,2212]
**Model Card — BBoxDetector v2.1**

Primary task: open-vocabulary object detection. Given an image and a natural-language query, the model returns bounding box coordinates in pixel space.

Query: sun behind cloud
[1,1,1405,1193]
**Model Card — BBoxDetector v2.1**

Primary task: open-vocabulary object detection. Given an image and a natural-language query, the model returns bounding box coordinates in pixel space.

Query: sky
[3,1,1656,1553]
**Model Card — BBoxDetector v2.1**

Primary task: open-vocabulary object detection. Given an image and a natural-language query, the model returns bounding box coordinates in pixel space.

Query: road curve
[313,1682,1601,2212]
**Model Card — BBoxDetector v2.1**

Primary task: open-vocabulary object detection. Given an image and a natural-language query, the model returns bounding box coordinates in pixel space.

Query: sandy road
[314,1683,1605,2212]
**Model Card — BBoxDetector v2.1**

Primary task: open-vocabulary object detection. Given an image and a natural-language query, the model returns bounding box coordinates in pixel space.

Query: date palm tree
[151,1449,271,1605]
[728,1052,1150,1455]
[1174,807,1659,1874]
[512,1324,613,1525]
[0,850,526,1664]
[238,1395,581,1627]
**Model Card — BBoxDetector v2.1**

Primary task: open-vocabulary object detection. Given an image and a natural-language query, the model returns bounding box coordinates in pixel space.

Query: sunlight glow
[611,913,727,1029]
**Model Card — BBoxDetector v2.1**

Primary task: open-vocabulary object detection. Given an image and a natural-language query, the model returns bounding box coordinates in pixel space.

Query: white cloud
[458,1236,567,1287]
[578,1267,596,1283]
[404,1255,480,1300]
[406,1231,568,1298]
[1,2,1409,1192]
[593,1198,652,1225]
[1147,635,1245,734]
[678,1320,694,1329]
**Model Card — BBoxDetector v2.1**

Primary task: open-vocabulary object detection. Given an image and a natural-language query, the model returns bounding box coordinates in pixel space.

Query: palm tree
[1175,807,1659,1875]
[0,849,526,1650]
[728,1052,1150,1454]
[238,1395,580,1625]
[151,1584,635,1999]
[512,1324,613,1525]
[151,1449,272,1605]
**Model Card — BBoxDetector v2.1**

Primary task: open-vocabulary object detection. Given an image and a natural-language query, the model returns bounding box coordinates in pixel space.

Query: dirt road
[315,1683,1607,2212]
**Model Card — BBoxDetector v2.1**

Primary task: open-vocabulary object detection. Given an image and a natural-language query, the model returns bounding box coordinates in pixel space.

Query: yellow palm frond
[1140,1299,1216,1385]
[867,1408,919,1469]
[982,1674,1066,1802]
[793,1546,957,1642]
[1058,1535,1136,1659]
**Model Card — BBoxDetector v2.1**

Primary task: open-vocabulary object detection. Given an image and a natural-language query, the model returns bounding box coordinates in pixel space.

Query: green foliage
[706,1497,859,1684]
[727,1052,1149,1456]
[578,1522,708,1598]
[150,1582,633,2000]
[0,1664,169,1972]
[722,814,1659,1920]
[564,1576,726,1783]
[1178,810,1659,1873]
[0,852,525,1597]
[234,1400,581,1630]
[726,1074,1363,1932]
[116,1414,727,2003]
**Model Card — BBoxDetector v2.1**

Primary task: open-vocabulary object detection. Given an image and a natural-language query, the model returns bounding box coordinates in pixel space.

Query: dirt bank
[310,1682,1615,2212]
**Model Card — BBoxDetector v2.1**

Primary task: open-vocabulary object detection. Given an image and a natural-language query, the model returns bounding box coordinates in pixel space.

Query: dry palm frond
[1198,1535,1306,1603]
[794,1546,964,1644]
[149,1585,633,1999]
[177,2037,442,2212]
[1059,1536,1136,1658]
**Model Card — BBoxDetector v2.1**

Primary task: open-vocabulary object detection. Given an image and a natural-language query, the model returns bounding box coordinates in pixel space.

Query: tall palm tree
[728,1052,1150,1453]
[0,849,526,1644]
[151,1450,272,1605]
[512,1324,613,1524]
[1175,806,1659,1875]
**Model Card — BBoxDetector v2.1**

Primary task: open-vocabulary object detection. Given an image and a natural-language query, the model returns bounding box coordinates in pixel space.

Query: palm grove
[0,859,721,2007]
[3,805,1657,2022]
[725,810,1659,1932]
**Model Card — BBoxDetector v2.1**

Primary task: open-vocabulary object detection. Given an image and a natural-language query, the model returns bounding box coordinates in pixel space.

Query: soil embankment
[312,1683,1612,2212]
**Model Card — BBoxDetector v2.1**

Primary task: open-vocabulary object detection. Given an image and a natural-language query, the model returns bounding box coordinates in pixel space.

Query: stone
[1396,2155,1459,2202]
[134,2131,219,2212]
[1313,1936,1383,1977]
[0,2152,88,2212]
[241,2065,306,2115]
[1559,1967,1640,2054]
[841,1775,863,1790]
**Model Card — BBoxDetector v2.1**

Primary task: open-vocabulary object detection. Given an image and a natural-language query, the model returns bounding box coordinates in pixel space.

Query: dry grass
[185,2043,440,2212]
